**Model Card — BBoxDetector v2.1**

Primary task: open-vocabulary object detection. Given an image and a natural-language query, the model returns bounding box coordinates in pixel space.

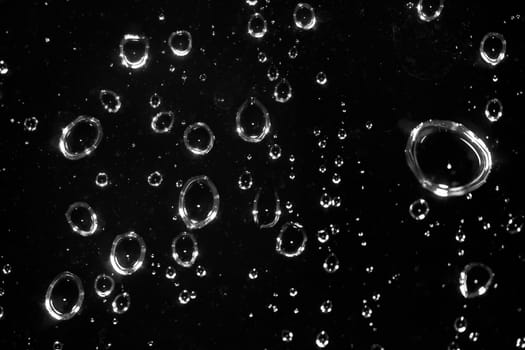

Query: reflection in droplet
[236,97,271,143]
[151,111,175,133]
[99,89,122,114]
[459,262,494,299]
[171,232,199,268]
[112,292,130,314]
[94,274,115,298]
[273,78,293,103]
[405,120,492,197]
[293,3,317,30]
[95,172,109,188]
[252,187,281,228]
[45,271,84,321]
[59,116,103,160]
[119,34,150,69]
[416,0,445,22]
[409,198,429,221]
[179,175,220,230]
[168,30,192,57]
[484,98,503,122]
[276,221,307,258]
[183,122,215,155]
[315,330,329,348]
[248,13,268,39]
[110,231,147,276]
[65,201,99,237]
[480,32,506,66]
[238,170,253,190]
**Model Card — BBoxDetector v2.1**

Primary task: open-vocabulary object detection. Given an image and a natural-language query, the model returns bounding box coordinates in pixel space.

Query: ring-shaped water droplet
[183,122,215,155]
[416,0,445,22]
[236,97,271,143]
[110,231,147,276]
[409,198,430,221]
[405,120,492,198]
[168,30,192,57]
[459,262,494,299]
[112,292,131,314]
[44,271,84,321]
[59,116,103,160]
[484,98,503,122]
[273,78,293,103]
[99,89,122,114]
[151,111,175,134]
[178,175,220,230]
[65,201,99,237]
[248,13,268,39]
[171,232,199,268]
[119,34,150,69]
[276,221,307,258]
[479,32,506,66]
[94,274,115,298]
[293,3,317,30]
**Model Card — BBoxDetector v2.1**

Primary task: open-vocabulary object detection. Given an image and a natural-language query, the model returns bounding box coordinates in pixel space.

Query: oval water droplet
[236,97,271,143]
[178,175,220,229]
[65,201,99,237]
[183,122,215,155]
[119,34,150,69]
[95,172,109,188]
[112,292,131,314]
[94,274,115,298]
[99,89,121,114]
[110,231,147,276]
[409,198,429,221]
[151,111,175,133]
[416,0,445,22]
[459,262,494,299]
[480,32,506,66]
[248,13,268,39]
[168,30,192,57]
[23,116,39,132]
[276,221,307,258]
[252,187,281,228]
[484,98,503,122]
[59,116,103,160]
[171,232,199,268]
[147,171,163,187]
[45,271,84,321]
[293,3,317,30]
[323,253,340,273]
[238,170,254,190]
[273,78,293,103]
[315,330,329,348]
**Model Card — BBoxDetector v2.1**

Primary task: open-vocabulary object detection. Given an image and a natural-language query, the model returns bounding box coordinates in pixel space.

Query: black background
[1,0,525,349]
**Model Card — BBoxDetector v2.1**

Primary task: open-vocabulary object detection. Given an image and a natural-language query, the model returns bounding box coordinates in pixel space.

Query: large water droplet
[459,262,494,299]
[59,116,103,160]
[45,271,84,321]
[168,30,192,57]
[236,97,271,143]
[416,0,445,22]
[65,201,99,237]
[252,187,281,228]
[119,34,150,69]
[178,175,220,229]
[293,3,317,30]
[110,231,147,275]
[480,32,506,66]
[276,221,307,258]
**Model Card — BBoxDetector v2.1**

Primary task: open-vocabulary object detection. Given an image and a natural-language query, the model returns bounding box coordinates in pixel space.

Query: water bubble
[99,89,121,114]
[507,215,524,234]
[409,198,429,221]
[247,13,267,39]
[95,172,109,188]
[320,299,333,313]
[323,253,340,273]
[273,78,293,103]
[110,231,147,276]
[112,292,130,314]
[405,120,492,197]
[119,34,149,69]
[454,315,467,333]
[149,93,161,108]
[316,71,327,85]
[459,262,494,299]
[236,97,271,143]
[252,187,282,228]
[315,330,329,348]
[65,201,99,237]
[334,155,344,167]
[484,98,503,122]
[282,330,294,343]
[0,60,8,75]
[168,30,192,57]
[151,111,175,133]
[94,274,115,298]
[238,170,253,190]
[147,171,163,187]
[59,116,103,160]
[44,271,84,321]
[276,221,307,258]
[23,117,39,132]
[183,122,215,155]
[294,3,317,30]
[416,0,445,22]
[248,268,259,280]
[267,65,279,81]
[178,175,220,229]
[480,32,506,66]
[269,144,282,160]
[171,232,199,268]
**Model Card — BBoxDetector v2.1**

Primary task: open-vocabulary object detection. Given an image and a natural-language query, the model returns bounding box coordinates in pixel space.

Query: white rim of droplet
[248,13,267,39]
[151,111,175,134]
[94,274,115,298]
[273,79,292,103]
[459,262,494,299]
[276,221,307,258]
[99,89,122,114]
[59,116,103,160]
[110,231,147,276]
[236,97,271,143]
[183,122,215,155]
[252,187,282,228]
[65,201,99,237]
[416,0,445,22]
[168,30,192,57]
[405,120,492,198]
[178,175,220,230]
[45,271,85,321]
[293,3,317,30]
[479,32,506,66]
[112,292,130,314]
[484,98,503,122]
[171,232,199,268]
[119,34,150,69]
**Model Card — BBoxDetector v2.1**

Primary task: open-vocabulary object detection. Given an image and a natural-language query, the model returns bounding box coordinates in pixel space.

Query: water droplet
[112,292,130,314]
[416,0,445,22]
[320,299,333,313]
[459,262,494,299]
[246,0,258,6]
[480,32,506,66]
[236,97,271,143]
[257,51,267,63]
[151,111,175,133]
[405,120,492,197]
[171,232,199,268]
[2,264,11,275]
[273,78,293,103]
[95,172,109,188]
[59,116,103,160]
[294,3,317,30]
[409,198,429,221]
[119,34,149,69]
[110,231,147,275]
[516,337,525,349]
[94,274,115,298]
[282,330,294,343]
[178,289,192,305]
[337,128,347,140]
[52,340,64,350]
[238,170,253,190]
[316,71,327,85]
[248,268,259,280]
[454,315,467,333]
[507,215,524,234]
[267,65,279,81]
[252,187,282,228]
[320,192,331,208]
[178,175,220,229]
[0,305,4,320]
[269,144,282,160]
[99,89,121,114]
[149,93,161,108]
[315,330,329,348]
[196,265,207,277]
[288,45,298,59]
[276,221,307,258]
[147,171,163,187]
[469,331,480,342]
[0,60,8,75]
[317,229,330,243]
[45,271,84,321]
[168,30,192,57]
[23,117,39,132]
[323,253,340,273]
[484,98,503,122]
[183,122,215,155]
[248,13,268,39]
[65,201,99,237]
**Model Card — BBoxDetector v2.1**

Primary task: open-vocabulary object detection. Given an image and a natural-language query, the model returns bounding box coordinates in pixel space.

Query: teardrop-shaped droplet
[178,175,220,229]
[119,34,150,69]
[59,116,103,160]
[110,231,147,275]
[236,97,271,143]
[183,122,215,155]
[99,89,122,114]
[276,221,307,258]
[459,262,494,299]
